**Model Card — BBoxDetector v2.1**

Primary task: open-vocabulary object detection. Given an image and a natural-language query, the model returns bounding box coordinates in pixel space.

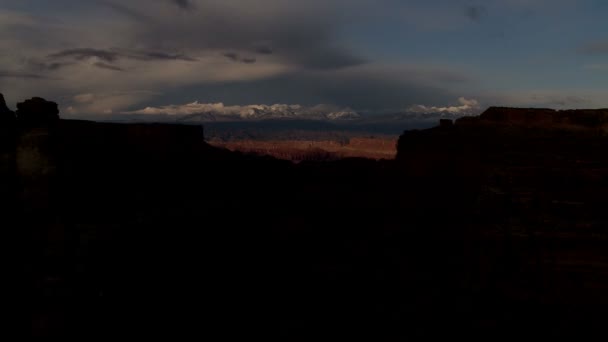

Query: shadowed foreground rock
[6,101,608,339]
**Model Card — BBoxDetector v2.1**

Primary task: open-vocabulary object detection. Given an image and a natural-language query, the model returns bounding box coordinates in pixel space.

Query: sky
[0,0,607,116]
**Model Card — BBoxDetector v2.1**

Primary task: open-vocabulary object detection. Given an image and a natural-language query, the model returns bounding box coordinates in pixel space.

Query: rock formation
[16,97,60,126]
[455,106,608,132]
[0,93,16,125]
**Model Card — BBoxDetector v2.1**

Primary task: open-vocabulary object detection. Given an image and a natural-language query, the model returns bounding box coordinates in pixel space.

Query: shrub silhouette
[16,97,60,126]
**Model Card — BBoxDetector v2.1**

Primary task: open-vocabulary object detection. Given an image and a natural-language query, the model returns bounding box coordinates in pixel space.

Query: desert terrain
[210,137,398,161]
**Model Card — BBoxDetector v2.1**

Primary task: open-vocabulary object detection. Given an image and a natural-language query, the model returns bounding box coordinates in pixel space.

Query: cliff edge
[455,106,608,131]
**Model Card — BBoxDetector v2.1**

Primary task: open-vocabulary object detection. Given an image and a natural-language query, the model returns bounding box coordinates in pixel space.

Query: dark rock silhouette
[455,106,608,131]
[5,99,608,339]
[0,93,16,125]
[439,118,453,128]
[16,97,60,126]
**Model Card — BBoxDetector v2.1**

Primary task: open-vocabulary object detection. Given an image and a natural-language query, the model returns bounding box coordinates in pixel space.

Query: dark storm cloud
[48,48,119,63]
[222,52,239,62]
[0,0,474,114]
[170,0,194,10]
[117,49,198,62]
[141,51,196,61]
[46,48,196,64]
[285,47,366,70]
[261,21,367,69]
[97,1,153,22]
[464,5,487,22]
[97,1,365,71]
[43,62,71,71]
[254,46,274,55]
[223,52,257,64]
[93,62,125,71]
[151,66,460,111]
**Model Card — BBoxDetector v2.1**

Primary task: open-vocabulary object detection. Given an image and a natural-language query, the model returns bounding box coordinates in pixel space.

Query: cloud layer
[0,0,604,114]
[0,0,375,113]
[0,0,472,114]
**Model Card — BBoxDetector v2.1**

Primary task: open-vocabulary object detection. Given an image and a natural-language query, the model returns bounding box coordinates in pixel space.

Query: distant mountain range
[75,106,480,126]
[124,103,362,122]
[61,103,483,139]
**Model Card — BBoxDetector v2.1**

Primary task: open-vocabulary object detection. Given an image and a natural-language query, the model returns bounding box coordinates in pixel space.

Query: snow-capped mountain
[404,97,481,118]
[118,97,482,123]
[127,102,361,122]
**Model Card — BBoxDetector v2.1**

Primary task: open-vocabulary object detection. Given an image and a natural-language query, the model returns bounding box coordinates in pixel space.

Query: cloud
[170,0,195,10]
[254,45,274,55]
[49,49,120,63]
[287,47,366,70]
[223,52,257,64]
[29,61,73,71]
[130,102,298,116]
[148,63,469,113]
[92,62,124,71]
[63,91,161,116]
[408,97,481,114]
[0,1,477,115]
[48,48,197,65]
[42,46,199,73]
[579,41,608,55]
[97,0,154,22]
[74,93,95,104]
[0,0,383,114]
[464,5,487,22]
[0,71,50,79]
[127,50,197,62]
[95,0,366,70]
[222,52,239,61]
